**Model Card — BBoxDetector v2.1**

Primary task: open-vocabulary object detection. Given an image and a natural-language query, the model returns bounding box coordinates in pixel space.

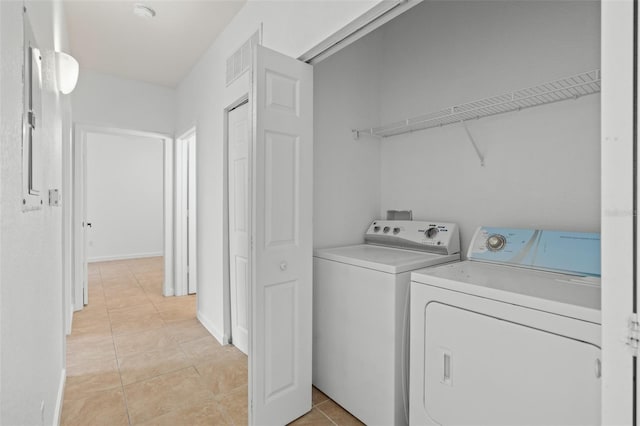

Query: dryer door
[423,302,600,426]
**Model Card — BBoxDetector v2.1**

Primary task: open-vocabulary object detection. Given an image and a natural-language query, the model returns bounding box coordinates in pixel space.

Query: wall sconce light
[55,51,79,94]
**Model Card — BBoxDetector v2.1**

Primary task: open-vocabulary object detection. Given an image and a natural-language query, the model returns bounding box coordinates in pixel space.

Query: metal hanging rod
[352,69,601,140]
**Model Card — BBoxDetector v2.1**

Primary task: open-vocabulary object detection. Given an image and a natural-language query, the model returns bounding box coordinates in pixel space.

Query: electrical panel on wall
[22,7,43,211]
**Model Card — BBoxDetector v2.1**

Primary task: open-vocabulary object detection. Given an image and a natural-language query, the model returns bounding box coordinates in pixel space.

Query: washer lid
[314,244,460,274]
[411,261,601,323]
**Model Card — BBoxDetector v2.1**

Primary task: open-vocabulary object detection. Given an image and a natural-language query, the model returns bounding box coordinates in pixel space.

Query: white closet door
[228,101,250,355]
[249,45,313,426]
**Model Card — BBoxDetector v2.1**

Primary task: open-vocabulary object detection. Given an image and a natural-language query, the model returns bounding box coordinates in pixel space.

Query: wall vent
[226,31,260,86]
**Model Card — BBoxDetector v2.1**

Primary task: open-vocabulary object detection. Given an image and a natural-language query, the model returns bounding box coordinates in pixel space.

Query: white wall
[174,0,387,342]
[0,0,70,424]
[313,30,382,249]
[72,70,175,135]
[86,132,164,262]
[314,0,600,256]
[377,0,600,254]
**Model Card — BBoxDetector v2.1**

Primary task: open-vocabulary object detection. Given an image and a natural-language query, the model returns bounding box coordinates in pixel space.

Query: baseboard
[197,311,225,345]
[163,283,175,297]
[87,251,163,263]
[53,368,66,426]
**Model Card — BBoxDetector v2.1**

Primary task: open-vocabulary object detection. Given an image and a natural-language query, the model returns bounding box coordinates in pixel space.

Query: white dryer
[409,226,601,426]
[313,220,460,426]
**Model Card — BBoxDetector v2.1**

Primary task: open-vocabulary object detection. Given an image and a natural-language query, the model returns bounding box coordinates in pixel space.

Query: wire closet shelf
[353,69,601,140]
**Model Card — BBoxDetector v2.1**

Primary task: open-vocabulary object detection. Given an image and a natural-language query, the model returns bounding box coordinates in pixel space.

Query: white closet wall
[378,0,600,253]
[314,30,383,249]
[314,0,600,254]
[86,132,164,262]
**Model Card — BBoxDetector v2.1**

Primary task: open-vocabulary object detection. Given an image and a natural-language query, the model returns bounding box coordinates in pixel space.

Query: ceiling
[64,0,247,87]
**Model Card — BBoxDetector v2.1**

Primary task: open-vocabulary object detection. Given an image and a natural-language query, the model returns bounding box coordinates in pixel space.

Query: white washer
[313,220,460,426]
[409,227,601,426]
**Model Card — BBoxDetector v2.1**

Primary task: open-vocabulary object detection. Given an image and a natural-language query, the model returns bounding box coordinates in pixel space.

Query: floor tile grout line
[132,268,158,312]
[115,333,133,426]
[116,326,197,385]
[121,364,197,389]
[314,403,341,426]
[104,266,133,426]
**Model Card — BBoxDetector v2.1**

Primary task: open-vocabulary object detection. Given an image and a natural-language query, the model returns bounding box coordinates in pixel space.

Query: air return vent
[226,31,260,86]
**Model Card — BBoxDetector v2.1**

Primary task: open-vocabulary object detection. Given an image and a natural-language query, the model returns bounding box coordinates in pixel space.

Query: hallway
[61,257,362,425]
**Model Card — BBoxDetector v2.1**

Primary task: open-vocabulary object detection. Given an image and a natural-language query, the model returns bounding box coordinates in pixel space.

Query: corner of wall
[53,368,66,426]
[197,310,226,345]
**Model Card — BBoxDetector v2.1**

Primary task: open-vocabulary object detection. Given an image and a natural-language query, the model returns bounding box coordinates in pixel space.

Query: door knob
[280,261,288,271]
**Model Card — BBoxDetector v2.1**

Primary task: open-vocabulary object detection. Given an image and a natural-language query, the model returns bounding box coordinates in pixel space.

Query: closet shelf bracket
[461,121,484,167]
[352,128,382,140]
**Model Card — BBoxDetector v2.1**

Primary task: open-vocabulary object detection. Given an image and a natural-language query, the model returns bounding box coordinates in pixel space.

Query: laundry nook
[0,0,635,425]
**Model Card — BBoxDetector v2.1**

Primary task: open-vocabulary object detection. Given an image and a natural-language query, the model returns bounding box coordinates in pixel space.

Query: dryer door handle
[440,348,453,385]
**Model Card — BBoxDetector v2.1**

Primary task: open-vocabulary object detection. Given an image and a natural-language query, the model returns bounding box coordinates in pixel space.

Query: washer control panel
[468,226,601,277]
[365,220,460,255]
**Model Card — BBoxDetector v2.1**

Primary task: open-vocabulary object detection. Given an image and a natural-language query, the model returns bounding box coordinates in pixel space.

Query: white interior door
[187,135,197,294]
[249,45,313,426]
[228,101,250,355]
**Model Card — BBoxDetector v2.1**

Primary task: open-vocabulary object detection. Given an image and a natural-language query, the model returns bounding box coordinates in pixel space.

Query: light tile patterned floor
[61,257,363,425]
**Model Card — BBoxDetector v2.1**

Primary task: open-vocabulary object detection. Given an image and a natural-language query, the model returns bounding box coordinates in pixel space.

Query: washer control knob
[487,234,506,251]
[383,226,391,233]
[393,227,400,235]
[373,226,381,232]
[425,227,438,239]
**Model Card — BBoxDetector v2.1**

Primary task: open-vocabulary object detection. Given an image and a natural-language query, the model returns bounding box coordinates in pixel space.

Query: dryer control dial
[486,234,506,251]
[425,227,439,239]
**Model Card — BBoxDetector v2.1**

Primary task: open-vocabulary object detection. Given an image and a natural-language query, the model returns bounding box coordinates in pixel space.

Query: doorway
[226,99,250,355]
[72,124,174,313]
[86,132,163,262]
[176,129,198,296]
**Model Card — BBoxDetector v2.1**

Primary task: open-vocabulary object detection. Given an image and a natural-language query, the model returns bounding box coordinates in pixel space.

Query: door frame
[72,124,87,311]
[223,95,250,346]
[61,100,73,334]
[601,0,636,423]
[298,0,421,64]
[176,127,198,296]
[71,123,175,315]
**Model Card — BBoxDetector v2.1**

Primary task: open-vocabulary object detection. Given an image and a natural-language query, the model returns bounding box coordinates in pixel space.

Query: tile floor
[61,257,363,425]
